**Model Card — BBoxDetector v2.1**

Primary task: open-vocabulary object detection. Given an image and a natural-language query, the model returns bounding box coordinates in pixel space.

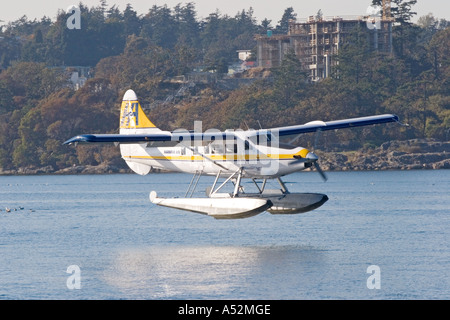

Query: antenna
[256,120,263,130]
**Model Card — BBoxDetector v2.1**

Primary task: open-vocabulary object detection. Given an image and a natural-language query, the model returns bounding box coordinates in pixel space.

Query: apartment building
[256,16,393,81]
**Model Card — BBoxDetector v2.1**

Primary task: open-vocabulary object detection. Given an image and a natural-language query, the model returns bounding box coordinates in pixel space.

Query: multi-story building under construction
[256,15,393,81]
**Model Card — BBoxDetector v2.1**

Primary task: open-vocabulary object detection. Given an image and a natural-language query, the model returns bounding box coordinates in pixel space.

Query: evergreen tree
[123,4,142,36]
[275,7,296,34]
[272,49,307,107]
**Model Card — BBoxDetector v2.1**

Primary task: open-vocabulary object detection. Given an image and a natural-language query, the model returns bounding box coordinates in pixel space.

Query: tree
[174,2,200,49]
[372,0,418,57]
[275,7,297,34]
[0,62,66,103]
[0,80,14,114]
[123,4,142,36]
[427,24,450,80]
[141,5,178,49]
[316,9,323,21]
[0,34,22,69]
[272,49,307,107]
[13,107,45,167]
[44,4,127,66]
[333,25,372,84]
[259,18,272,34]
[372,0,417,24]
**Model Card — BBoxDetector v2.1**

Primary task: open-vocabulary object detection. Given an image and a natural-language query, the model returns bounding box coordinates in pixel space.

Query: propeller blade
[314,162,328,182]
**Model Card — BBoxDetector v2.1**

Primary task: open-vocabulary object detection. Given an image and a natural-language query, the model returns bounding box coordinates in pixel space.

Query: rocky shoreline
[0,139,448,175]
[318,139,449,171]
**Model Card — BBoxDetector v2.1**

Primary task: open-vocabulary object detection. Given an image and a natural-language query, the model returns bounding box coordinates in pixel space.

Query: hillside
[0,1,449,173]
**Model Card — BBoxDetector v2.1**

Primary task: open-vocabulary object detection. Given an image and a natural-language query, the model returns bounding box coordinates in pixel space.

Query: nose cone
[305,151,319,161]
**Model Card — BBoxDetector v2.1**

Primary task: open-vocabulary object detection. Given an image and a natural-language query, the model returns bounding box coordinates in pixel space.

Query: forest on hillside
[0,0,448,172]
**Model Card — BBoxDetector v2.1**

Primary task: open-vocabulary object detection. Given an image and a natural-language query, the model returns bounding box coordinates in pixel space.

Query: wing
[63,131,235,145]
[270,114,399,136]
[64,133,172,144]
[64,114,399,145]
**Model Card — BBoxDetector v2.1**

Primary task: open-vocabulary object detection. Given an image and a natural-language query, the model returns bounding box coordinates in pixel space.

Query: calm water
[0,170,448,300]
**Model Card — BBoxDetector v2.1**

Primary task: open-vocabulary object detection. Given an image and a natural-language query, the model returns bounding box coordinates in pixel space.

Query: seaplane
[64,89,400,219]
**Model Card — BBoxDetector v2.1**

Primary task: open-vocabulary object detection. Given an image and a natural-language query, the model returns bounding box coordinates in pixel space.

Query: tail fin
[120,89,157,133]
[119,89,158,175]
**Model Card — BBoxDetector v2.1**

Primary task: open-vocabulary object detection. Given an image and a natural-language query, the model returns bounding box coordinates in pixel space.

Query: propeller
[310,129,328,182]
[290,128,328,181]
[305,151,328,182]
[314,161,328,182]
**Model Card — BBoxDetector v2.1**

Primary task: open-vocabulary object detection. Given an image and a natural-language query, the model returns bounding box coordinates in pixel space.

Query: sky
[1,0,449,25]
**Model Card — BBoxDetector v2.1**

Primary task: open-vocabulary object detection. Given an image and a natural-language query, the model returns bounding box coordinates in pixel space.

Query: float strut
[277,177,289,194]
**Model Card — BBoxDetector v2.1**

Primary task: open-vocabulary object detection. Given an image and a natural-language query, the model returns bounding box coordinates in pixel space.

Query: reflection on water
[104,245,325,299]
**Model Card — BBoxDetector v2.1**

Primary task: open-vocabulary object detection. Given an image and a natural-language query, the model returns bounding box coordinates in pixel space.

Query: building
[256,15,393,81]
[66,66,91,90]
[236,49,252,62]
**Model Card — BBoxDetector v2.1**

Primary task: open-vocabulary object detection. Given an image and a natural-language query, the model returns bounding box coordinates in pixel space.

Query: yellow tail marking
[120,100,156,129]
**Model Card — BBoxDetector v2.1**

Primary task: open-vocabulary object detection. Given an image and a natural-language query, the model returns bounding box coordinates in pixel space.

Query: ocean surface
[0,170,448,300]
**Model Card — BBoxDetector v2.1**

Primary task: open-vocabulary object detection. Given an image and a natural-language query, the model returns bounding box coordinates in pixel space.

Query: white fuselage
[120,141,311,178]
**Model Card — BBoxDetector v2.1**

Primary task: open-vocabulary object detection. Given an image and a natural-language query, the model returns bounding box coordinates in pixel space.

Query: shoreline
[0,164,448,176]
[317,138,449,171]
